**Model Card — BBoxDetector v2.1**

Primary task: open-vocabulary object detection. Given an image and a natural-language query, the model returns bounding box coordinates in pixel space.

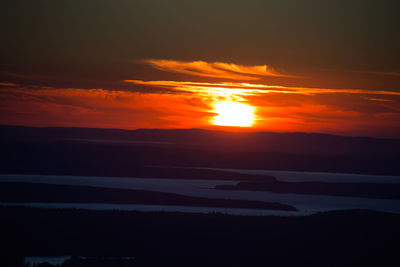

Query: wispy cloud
[363,97,393,102]
[125,79,400,98]
[125,80,270,101]
[354,70,400,77]
[0,82,18,87]
[142,59,293,80]
[0,86,214,129]
[2,81,400,137]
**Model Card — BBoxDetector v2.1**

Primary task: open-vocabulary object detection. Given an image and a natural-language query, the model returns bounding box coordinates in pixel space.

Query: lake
[1,172,400,215]
[200,167,400,184]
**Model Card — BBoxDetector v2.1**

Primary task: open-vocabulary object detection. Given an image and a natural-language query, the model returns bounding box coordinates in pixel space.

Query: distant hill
[1,125,400,156]
[1,125,400,175]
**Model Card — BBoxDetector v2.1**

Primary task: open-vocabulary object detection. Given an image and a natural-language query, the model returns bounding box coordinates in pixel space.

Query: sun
[213,101,255,127]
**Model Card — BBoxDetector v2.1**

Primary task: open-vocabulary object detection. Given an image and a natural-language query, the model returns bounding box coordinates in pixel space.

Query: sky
[1,0,400,137]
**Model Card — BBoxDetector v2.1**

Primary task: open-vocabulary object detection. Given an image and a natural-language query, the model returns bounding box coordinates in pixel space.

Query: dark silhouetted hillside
[1,125,400,175]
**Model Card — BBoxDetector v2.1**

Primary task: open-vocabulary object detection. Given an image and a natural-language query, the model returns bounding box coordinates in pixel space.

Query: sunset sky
[1,0,400,137]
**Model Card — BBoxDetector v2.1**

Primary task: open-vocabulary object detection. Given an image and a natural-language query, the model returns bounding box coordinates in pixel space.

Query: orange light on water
[213,101,255,127]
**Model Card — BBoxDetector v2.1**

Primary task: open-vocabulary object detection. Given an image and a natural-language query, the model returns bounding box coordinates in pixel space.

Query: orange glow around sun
[3,59,400,138]
[213,101,255,127]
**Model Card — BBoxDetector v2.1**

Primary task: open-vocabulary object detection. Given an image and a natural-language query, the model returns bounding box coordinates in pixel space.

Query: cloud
[0,86,215,129]
[363,97,393,102]
[142,59,293,80]
[0,82,18,87]
[355,70,400,77]
[125,79,400,98]
[2,79,400,137]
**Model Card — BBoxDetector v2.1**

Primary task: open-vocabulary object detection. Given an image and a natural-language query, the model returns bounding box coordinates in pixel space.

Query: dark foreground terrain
[2,126,400,266]
[1,207,399,267]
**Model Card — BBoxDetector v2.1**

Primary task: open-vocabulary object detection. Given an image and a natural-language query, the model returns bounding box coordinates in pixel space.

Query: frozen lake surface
[1,173,400,215]
[200,167,400,184]
[24,256,135,266]
[25,256,71,266]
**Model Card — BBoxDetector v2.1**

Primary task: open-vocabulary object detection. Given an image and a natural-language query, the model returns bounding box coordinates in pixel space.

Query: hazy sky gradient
[1,0,400,137]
